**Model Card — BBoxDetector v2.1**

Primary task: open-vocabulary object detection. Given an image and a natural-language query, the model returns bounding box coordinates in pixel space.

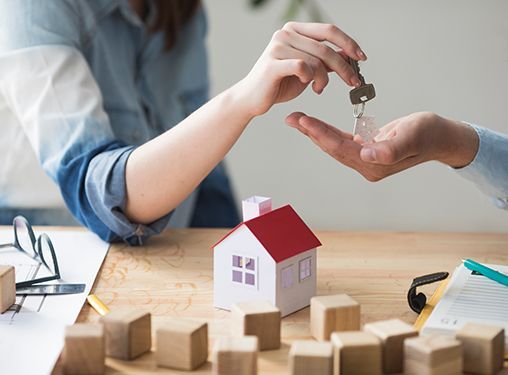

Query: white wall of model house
[213,225,277,311]
[275,248,316,316]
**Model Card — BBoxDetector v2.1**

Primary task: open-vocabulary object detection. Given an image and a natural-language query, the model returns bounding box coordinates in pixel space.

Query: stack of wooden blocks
[61,299,282,374]
[287,293,506,375]
[62,310,209,374]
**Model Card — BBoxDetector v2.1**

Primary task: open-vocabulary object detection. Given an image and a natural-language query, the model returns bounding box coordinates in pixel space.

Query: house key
[348,57,376,118]
[348,58,378,142]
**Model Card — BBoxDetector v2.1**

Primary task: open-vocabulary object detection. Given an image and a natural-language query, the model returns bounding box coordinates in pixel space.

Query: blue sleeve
[0,1,172,244]
[58,140,171,244]
[455,124,508,210]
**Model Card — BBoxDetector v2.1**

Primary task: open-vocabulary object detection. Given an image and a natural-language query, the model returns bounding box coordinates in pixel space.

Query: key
[353,116,379,143]
[348,58,376,118]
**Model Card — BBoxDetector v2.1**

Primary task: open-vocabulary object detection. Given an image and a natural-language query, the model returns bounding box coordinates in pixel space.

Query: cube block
[101,310,151,360]
[331,331,382,375]
[212,336,258,375]
[155,319,208,370]
[456,323,504,375]
[364,318,418,374]
[404,334,463,375]
[289,340,333,375]
[63,323,105,375]
[311,294,360,341]
[0,265,15,313]
[231,300,281,351]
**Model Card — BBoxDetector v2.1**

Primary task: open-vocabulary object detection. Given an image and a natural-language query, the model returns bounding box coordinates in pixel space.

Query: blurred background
[204,0,508,232]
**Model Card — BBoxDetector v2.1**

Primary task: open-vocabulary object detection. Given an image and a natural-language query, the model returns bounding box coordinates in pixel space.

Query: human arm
[287,111,508,208]
[124,21,368,224]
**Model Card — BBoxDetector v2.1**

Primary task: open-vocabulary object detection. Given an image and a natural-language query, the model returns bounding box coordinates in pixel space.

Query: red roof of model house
[212,205,321,263]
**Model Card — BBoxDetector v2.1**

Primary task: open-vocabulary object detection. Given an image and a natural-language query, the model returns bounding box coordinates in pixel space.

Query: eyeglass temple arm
[0,243,14,249]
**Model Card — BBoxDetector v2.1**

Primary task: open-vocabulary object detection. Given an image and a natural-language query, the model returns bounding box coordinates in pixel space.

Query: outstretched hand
[286,111,479,181]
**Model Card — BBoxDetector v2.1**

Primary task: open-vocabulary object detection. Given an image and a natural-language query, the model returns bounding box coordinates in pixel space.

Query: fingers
[272,59,314,85]
[270,22,366,87]
[286,112,357,164]
[286,112,354,140]
[360,132,417,165]
[277,29,360,87]
[287,112,428,182]
[283,22,365,61]
[270,44,329,93]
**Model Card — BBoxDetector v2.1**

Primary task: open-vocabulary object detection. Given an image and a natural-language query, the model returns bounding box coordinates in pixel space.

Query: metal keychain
[348,58,376,118]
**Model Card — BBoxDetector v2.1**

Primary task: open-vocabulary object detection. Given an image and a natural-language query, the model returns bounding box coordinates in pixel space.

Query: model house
[212,196,321,317]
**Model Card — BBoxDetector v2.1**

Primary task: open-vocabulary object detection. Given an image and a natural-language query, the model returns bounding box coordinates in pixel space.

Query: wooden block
[331,331,382,375]
[231,300,281,351]
[310,294,360,341]
[363,318,418,374]
[212,336,258,375]
[0,265,15,313]
[155,319,208,370]
[456,322,504,375]
[404,334,462,375]
[289,340,333,375]
[63,323,105,375]
[101,310,151,360]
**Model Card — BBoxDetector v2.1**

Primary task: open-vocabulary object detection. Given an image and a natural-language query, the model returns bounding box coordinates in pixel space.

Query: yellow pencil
[86,294,110,316]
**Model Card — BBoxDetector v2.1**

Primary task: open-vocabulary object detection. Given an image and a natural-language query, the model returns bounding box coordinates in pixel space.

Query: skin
[285,111,480,182]
[123,2,367,224]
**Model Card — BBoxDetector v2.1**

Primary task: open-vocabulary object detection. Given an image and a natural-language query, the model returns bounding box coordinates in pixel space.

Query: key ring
[353,102,365,118]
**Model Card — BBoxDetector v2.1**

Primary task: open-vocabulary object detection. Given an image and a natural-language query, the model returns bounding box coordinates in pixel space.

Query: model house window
[232,255,256,287]
[281,265,294,289]
[299,257,312,281]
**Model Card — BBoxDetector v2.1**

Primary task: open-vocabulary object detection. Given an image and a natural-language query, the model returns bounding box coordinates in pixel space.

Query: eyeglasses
[0,216,60,288]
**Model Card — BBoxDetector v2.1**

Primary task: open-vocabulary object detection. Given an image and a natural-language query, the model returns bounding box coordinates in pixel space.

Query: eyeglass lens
[14,217,36,257]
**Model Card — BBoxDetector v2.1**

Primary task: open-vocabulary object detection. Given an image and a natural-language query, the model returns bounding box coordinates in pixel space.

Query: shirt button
[135,226,145,236]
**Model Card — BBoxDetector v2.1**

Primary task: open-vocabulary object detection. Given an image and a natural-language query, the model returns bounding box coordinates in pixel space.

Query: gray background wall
[204,0,508,232]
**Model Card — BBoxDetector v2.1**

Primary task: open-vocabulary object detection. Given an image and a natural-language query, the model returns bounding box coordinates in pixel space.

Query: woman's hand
[286,111,479,181]
[235,22,366,118]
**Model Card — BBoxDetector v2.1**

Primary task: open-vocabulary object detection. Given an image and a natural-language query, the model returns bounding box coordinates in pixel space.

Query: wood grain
[72,229,508,374]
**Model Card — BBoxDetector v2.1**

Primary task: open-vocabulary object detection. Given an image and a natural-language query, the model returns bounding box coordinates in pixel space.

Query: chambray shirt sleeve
[0,0,171,244]
[454,124,508,209]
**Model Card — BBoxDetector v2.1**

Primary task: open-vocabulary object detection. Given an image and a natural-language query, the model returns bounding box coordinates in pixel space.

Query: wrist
[434,116,479,168]
[225,80,259,122]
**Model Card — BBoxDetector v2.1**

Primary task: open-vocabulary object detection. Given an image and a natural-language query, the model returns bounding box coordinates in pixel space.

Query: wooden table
[75,229,508,374]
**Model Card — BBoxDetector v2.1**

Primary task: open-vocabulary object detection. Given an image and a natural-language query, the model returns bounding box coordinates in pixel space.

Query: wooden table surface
[74,229,508,374]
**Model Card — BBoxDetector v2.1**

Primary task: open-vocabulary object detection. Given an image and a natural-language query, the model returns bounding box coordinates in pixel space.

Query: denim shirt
[0,0,239,244]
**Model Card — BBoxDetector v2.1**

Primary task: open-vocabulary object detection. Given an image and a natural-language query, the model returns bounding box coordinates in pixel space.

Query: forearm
[124,83,253,224]
[125,21,366,224]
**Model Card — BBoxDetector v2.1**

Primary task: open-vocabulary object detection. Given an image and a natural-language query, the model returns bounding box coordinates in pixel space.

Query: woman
[0,0,365,244]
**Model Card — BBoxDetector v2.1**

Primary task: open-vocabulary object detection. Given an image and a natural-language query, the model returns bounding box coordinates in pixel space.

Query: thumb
[360,137,414,165]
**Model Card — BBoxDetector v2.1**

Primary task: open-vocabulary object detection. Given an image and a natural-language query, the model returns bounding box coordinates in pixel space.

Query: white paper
[0,229,109,375]
[422,263,508,348]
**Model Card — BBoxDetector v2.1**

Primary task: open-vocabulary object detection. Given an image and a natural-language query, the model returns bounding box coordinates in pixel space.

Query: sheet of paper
[0,229,109,375]
[422,263,508,347]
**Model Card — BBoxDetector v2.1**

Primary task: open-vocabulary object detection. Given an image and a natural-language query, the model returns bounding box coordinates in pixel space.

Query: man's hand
[286,111,479,182]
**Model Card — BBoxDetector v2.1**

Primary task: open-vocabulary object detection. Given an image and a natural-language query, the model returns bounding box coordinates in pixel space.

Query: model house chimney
[242,196,272,221]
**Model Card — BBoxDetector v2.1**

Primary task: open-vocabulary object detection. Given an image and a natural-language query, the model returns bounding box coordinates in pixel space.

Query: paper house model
[212,196,321,317]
